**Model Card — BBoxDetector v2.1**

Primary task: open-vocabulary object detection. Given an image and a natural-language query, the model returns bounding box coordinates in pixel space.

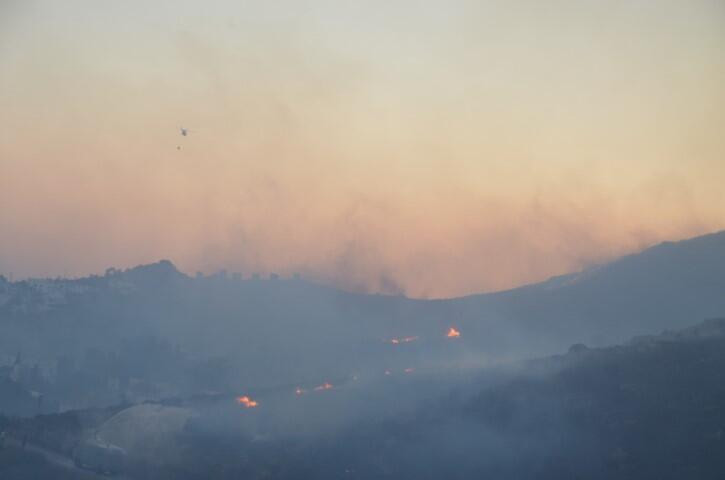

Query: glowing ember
[236,396,258,408]
[447,327,461,338]
[314,382,333,391]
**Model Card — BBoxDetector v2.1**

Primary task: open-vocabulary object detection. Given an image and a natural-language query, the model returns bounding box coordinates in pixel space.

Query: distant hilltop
[104,260,300,284]
[4,228,725,297]
[0,259,309,315]
[1,258,305,289]
[104,259,185,284]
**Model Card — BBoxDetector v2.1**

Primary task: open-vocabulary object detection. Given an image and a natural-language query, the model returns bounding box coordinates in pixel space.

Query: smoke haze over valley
[2,1,725,478]
[2,231,725,478]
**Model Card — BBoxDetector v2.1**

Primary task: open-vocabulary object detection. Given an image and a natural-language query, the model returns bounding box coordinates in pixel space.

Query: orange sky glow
[1,1,724,297]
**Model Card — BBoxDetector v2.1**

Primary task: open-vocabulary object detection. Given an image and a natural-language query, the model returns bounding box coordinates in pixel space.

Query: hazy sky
[1,0,724,297]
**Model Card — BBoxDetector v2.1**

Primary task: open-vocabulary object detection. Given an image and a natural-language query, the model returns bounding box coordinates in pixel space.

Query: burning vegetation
[236,396,258,408]
[240,327,461,406]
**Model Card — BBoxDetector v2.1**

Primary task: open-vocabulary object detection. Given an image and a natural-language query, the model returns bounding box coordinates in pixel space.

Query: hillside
[4,317,725,479]
[1,231,724,413]
[292,316,725,479]
[452,229,725,355]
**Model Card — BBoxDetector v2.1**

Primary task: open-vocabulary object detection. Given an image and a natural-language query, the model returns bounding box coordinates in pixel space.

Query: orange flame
[314,382,333,391]
[236,396,258,408]
[447,327,461,338]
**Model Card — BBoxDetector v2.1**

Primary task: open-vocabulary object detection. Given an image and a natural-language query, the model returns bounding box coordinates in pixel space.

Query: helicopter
[177,127,190,150]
